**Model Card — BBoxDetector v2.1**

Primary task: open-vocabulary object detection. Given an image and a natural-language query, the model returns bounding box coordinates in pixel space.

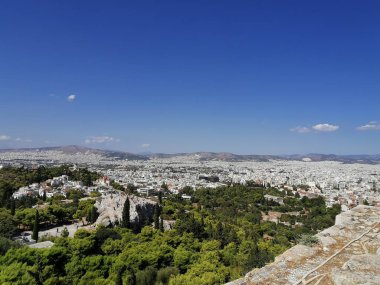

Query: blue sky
[1,0,380,154]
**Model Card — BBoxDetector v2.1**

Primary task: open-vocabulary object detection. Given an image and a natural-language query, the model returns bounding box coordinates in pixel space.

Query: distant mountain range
[1,145,380,164]
[0,145,147,161]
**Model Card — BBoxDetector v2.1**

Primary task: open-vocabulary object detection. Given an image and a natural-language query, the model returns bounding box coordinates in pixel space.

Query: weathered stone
[225,278,246,285]
[317,235,337,248]
[95,191,156,227]
[331,269,380,285]
[342,254,380,272]
[280,245,318,263]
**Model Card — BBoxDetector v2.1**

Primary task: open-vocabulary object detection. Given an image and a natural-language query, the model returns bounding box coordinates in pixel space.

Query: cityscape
[3,147,380,213]
[1,0,380,284]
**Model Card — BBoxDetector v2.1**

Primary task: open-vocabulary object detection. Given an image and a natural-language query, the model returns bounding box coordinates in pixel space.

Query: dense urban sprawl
[2,149,379,212]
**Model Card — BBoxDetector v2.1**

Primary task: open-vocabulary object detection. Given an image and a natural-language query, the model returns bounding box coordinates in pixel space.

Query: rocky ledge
[227,205,380,285]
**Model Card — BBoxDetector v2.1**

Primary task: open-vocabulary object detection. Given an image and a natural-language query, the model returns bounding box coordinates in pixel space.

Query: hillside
[227,205,380,285]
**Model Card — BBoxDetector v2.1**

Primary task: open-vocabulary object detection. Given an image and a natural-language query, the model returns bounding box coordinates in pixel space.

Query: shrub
[297,234,319,246]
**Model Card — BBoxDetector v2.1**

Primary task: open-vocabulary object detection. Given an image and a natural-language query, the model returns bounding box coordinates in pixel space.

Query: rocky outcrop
[94,191,156,227]
[332,254,380,285]
[228,205,380,285]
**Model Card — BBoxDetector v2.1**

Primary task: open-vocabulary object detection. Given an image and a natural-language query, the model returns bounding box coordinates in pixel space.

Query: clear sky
[1,0,380,154]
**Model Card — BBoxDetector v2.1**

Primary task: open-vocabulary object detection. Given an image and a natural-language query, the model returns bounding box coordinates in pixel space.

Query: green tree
[153,204,160,230]
[158,191,163,204]
[159,217,164,233]
[115,266,125,285]
[173,246,192,273]
[15,208,36,229]
[126,183,137,194]
[90,206,98,224]
[0,209,18,238]
[61,227,69,238]
[122,198,130,228]
[10,198,16,216]
[161,182,168,191]
[85,205,98,224]
[136,266,156,285]
[42,190,47,202]
[32,209,39,242]
[156,267,179,285]
[0,236,21,255]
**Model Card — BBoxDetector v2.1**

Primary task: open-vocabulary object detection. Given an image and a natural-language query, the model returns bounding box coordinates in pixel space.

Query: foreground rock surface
[227,205,380,285]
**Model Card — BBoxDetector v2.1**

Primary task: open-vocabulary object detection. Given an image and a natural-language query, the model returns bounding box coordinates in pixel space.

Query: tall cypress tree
[153,203,160,230]
[87,207,93,224]
[158,191,163,204]
[42,190,47,202]
[32,210,39,242]
[159,217,164,232]
[10,198,15,216]
[90,206,98,223]
[122,198,130,228]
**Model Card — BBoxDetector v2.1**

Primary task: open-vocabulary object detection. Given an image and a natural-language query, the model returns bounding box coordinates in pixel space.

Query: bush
[0,209,18,238]
[61,227,69,238]
[39,234,56,242]
[136,266,157,285]
[95,226,121,246]
[297,234,319,246]
[0,237,22,255]
[156,267,179,285]
[90,191,102,198]
[74,229,92,239]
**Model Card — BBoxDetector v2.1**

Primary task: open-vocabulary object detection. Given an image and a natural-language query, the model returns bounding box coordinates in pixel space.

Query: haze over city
[1,0,380,154]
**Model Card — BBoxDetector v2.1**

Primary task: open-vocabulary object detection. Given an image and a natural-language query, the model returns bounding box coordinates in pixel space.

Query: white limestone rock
[332,270,380,285]
[94,191,156,227]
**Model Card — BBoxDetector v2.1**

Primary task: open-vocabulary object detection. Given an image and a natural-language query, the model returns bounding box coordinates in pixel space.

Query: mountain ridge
[0,145,379,163]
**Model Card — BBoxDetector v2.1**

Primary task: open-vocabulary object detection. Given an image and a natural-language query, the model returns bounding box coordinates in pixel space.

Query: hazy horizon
[0,144,379,157]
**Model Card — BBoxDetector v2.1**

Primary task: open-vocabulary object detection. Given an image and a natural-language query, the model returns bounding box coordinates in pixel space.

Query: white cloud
[290,127,310,133]
[312,123,339,132]
[85,136,119,144]
[141,143,151,148]
[14,138,32,143]
[357,122,380,131]
[0,135,11,141]
[67,94,76,102]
